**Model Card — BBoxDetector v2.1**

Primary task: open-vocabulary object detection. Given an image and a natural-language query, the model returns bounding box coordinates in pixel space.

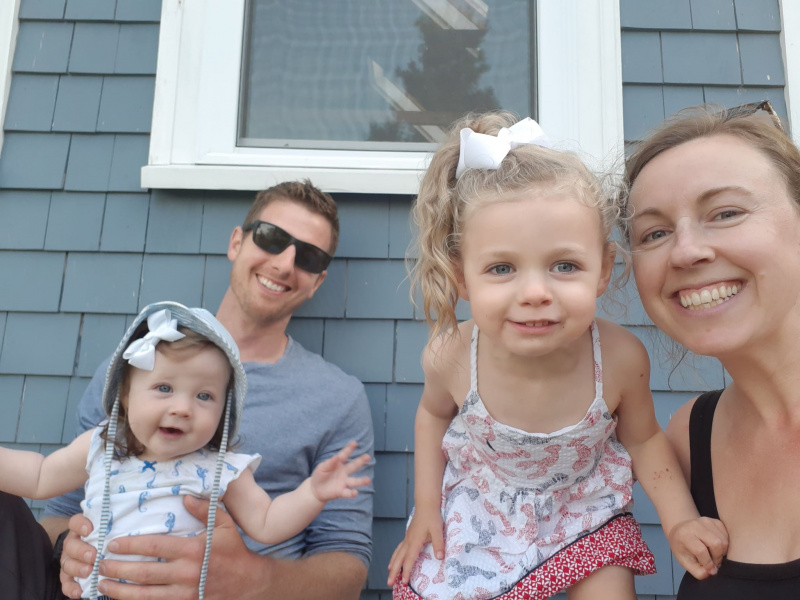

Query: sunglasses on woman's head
[723,100,786,132]
[242,221,333,274]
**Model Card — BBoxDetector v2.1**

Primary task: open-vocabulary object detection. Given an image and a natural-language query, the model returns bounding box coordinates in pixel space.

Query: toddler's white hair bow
[122,308,185,370]
[455,117,552,179]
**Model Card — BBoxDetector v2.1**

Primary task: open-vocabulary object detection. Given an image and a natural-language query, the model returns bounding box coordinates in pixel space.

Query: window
[239,0,535,151]
[143,0,624,193]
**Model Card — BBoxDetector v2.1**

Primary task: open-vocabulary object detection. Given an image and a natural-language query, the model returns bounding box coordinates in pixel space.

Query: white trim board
[0,0,21,158]
[781,0,800,142]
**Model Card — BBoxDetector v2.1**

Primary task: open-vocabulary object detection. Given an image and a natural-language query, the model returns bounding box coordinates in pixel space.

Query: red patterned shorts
[393,514,656,600]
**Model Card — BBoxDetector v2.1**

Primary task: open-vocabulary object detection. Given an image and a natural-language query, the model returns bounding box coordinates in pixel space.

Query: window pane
[239,0,535,151]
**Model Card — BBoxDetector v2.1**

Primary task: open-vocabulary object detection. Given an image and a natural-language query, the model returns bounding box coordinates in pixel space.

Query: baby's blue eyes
[155,385,212,401]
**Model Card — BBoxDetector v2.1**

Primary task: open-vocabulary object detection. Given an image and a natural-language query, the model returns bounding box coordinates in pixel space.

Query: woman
[623,102,800,598]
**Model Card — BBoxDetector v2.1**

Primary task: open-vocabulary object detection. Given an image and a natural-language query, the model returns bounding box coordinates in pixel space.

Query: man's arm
[302,379,374,567]
[91,496,366,600]
[257,551,366,599]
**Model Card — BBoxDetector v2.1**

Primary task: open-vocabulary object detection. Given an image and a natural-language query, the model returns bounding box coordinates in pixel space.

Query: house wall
[0,1,787,599]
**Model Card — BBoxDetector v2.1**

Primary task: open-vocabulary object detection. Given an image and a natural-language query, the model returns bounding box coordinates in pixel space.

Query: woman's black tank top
[677,390,800,599]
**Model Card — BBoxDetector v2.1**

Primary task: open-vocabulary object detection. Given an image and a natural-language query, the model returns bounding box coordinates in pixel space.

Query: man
[45,181,374,599]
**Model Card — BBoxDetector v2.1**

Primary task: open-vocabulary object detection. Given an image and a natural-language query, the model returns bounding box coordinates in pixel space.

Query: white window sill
[141,164,424,194]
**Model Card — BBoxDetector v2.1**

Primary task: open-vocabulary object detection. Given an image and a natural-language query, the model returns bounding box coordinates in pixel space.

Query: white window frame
[143,0,623,194]
[0,0,21,156]
[781,0,800,143]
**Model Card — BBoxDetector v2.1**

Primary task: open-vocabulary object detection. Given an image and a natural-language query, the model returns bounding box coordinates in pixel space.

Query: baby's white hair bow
[122,309,185,370]
[455,117,552,179]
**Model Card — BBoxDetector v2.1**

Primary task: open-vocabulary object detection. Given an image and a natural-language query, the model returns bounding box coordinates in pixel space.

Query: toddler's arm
[611,326,728,580]
[223,441,370,545]
[387,342,459,586]
[0,429,92,499]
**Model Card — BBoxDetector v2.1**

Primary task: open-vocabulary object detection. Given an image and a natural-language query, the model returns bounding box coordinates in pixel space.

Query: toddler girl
[0,301,369,600]
[387,114,727,599]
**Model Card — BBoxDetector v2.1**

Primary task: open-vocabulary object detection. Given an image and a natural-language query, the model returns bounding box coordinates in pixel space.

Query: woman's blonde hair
[622,103,800,244]
[410,111,617,341]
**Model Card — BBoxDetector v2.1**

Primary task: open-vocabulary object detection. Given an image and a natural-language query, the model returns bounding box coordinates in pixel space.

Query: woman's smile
[677,282,741,310]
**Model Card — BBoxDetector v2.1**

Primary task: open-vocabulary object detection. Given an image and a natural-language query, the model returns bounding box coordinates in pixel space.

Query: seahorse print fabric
[395,323,655,600]
[78,426,260,595]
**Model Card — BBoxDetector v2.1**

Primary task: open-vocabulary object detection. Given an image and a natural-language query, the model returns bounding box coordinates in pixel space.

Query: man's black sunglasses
[242,221,333,274]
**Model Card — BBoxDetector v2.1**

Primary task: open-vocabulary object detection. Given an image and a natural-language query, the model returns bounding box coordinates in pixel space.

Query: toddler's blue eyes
[197,393,211,401]
[157,384,172,393]
[490,265,512,275]
[554,263,577,273]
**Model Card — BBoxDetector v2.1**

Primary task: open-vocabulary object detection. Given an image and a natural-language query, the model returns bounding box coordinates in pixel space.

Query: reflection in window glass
[239,0,535,151]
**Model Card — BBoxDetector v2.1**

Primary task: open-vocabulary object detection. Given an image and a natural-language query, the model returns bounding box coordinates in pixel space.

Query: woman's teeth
[679,284,739,310]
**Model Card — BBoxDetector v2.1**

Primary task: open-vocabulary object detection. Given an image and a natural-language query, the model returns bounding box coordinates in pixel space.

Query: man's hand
[59,495,367,600]
[60,513,95,599]
[56,499,257,599]
[95,495,261,600]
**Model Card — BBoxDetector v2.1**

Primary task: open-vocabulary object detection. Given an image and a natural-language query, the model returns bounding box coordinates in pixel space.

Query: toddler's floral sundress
[394,322,655,600]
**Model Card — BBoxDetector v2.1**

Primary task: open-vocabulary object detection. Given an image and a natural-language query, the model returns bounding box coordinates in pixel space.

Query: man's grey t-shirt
[46,337,374,566]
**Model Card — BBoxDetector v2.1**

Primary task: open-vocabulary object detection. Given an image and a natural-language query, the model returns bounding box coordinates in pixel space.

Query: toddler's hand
[310,441,371,502]
[668,516,729,579]
[387,508,444,586]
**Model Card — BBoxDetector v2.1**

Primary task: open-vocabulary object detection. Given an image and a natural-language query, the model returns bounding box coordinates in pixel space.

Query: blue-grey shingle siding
[0,1,789,598]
